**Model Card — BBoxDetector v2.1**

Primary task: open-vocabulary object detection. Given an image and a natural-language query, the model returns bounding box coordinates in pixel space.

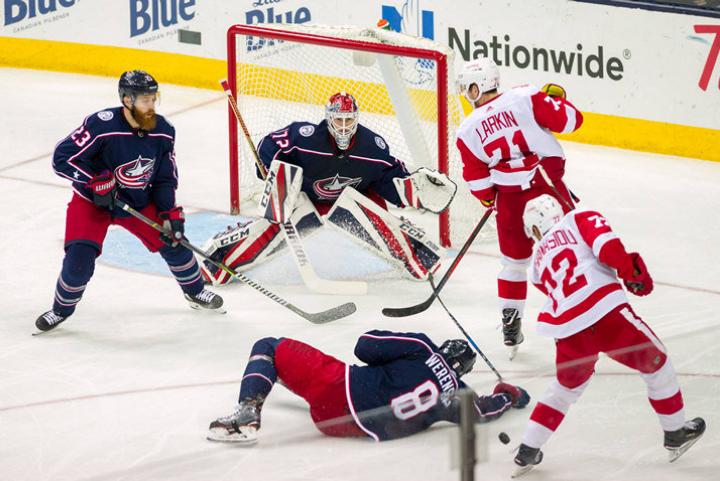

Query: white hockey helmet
[325,92,359,150]
[523,194,564,239]
[456,58,500,103]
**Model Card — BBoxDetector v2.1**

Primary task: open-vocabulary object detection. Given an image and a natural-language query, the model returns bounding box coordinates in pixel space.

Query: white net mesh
[229,23,494,247]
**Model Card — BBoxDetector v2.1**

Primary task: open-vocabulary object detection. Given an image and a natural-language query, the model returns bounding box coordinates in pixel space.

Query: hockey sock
[238,337,284,404]
[522,378,588,448]
[641,359,686,431]
[158,245,204,296]
[498,254,530,318]
[52,243,98,317]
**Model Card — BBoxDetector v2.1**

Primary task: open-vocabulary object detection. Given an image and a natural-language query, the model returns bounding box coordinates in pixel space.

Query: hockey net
[226,23,493,247]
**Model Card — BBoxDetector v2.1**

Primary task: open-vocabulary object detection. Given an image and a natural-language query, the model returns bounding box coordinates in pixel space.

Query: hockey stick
[116,200,356,324]
[220,78,368,296]
[382,208,493,318]
[537,164,574,211]
[430,277,503,381]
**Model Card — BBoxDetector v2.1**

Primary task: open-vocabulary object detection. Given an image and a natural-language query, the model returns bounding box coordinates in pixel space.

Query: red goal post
[225,23,489,247]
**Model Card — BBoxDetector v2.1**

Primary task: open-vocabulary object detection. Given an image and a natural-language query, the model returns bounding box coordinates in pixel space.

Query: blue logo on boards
[244,4,312,52]
[381,0,434,40]
[130,0,196,38]
[380,1,436,85]
[3,0,75,27]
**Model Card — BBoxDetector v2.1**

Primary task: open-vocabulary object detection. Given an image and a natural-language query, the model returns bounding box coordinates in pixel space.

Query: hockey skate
[511,443,543,478]
[207,403,261,444]
[664,417,706,462]
[34,310,69,334]
[185,289,226,314]
[502,308,524,360]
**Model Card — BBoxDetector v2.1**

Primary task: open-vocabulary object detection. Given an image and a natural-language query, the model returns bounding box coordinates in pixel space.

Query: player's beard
[132,107,156,131]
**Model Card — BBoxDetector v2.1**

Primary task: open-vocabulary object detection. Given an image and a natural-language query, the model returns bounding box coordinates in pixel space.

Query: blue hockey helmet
[118,70,159,106]
[439,339,476,377]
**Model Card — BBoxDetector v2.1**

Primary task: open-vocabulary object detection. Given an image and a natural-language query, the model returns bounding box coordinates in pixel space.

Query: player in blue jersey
[200,92,458,284]
[207,330,529,444]
[35,70,224,333]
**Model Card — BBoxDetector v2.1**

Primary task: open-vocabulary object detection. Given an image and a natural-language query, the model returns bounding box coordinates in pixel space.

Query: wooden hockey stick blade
[116,201,356,324]
[382,209,493,318]
[282,221,368,296]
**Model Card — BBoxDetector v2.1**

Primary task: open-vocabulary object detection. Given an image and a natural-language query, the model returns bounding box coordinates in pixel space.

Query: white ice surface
[0,68,718,481]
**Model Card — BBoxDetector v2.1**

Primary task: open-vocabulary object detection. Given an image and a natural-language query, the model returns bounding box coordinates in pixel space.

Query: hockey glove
[623,252,653,296]
[158,207,185,248]
[393,168,457,214]
[88,170,117,209]
[493,382,530,409]
[480,197,496,211]
[542,83,567,99]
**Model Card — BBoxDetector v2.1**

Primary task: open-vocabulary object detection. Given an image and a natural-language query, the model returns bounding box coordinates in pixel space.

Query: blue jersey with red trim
[53,106,178,216]
[256,120,409,208]
[348,330,513,441]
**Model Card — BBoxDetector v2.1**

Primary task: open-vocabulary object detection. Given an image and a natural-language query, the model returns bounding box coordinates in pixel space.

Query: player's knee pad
[250,337,284,360]
[200,194,324,285]
[325,187,446,281]
[540,378,589,414]
[641,357,679,400]
[61,243,98,285]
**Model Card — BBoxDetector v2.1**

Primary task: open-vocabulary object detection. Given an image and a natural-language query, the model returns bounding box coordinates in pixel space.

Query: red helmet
[325,92,359,150]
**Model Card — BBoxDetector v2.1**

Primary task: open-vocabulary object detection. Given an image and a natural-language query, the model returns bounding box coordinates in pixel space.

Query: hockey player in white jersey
[455,58,583,358]
[511,195,705,477]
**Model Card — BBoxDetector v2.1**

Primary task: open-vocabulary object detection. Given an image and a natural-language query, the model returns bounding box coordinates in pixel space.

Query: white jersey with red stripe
[456,84,582,199]
[529,207,630,339]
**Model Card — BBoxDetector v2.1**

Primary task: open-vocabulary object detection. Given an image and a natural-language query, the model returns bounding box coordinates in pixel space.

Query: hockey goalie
[200,92,457,286]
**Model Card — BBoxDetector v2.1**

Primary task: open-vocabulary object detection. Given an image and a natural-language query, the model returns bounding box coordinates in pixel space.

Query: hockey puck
[498,432,511,445]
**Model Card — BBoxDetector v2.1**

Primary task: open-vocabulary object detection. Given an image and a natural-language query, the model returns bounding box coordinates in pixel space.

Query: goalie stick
[382,208,493,318]
[220,78,368,296]
[116,200,356,324]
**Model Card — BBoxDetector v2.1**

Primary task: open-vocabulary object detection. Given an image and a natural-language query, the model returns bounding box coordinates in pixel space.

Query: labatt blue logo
[130,0,196,37]
[3,0,76,26]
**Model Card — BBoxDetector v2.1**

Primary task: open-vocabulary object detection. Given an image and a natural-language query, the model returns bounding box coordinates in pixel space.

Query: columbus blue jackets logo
[299,125,315,137]
[115,155,155,188]
[97,111,114,121]
[314,174,362,199]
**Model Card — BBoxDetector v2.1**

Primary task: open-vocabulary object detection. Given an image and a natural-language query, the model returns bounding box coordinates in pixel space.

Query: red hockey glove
[623,252,653,296]
[158,207,185,248]
[542,83,567,99]
[88,170,117,209]
[493,382,530,408]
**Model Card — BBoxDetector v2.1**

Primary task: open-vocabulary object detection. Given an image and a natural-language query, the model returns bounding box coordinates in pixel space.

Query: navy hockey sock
[159,245,205,296]
[238,337,284,404]
[52,243,98,317]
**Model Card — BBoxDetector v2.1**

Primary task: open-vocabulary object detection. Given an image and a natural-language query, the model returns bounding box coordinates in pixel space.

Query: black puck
[498,432,510,444]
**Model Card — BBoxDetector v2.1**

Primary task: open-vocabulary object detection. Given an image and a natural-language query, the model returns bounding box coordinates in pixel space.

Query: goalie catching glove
[622,252,653,296]
[394,168,457,214]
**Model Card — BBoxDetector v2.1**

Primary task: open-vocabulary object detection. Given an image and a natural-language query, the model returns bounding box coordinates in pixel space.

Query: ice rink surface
[1,68,718,480]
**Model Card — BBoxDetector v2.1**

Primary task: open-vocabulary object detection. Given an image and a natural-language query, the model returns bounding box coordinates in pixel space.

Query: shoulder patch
[97,111,114,121]
[375,136,387,150]
[299,125,315,137]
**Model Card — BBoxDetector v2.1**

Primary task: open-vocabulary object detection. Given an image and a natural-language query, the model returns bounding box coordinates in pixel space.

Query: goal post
[225,23,490,247]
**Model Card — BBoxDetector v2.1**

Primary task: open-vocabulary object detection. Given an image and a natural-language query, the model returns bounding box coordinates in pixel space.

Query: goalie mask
[119,70,160,107]
[439,339,476,377]
[325,92,359,150]
[456,58,500,104]
[523,194,564,240]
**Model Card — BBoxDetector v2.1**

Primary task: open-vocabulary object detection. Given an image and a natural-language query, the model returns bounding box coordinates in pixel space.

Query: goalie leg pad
[257,160,303,224]
[200,194,324,286]
[325,187,446,280]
